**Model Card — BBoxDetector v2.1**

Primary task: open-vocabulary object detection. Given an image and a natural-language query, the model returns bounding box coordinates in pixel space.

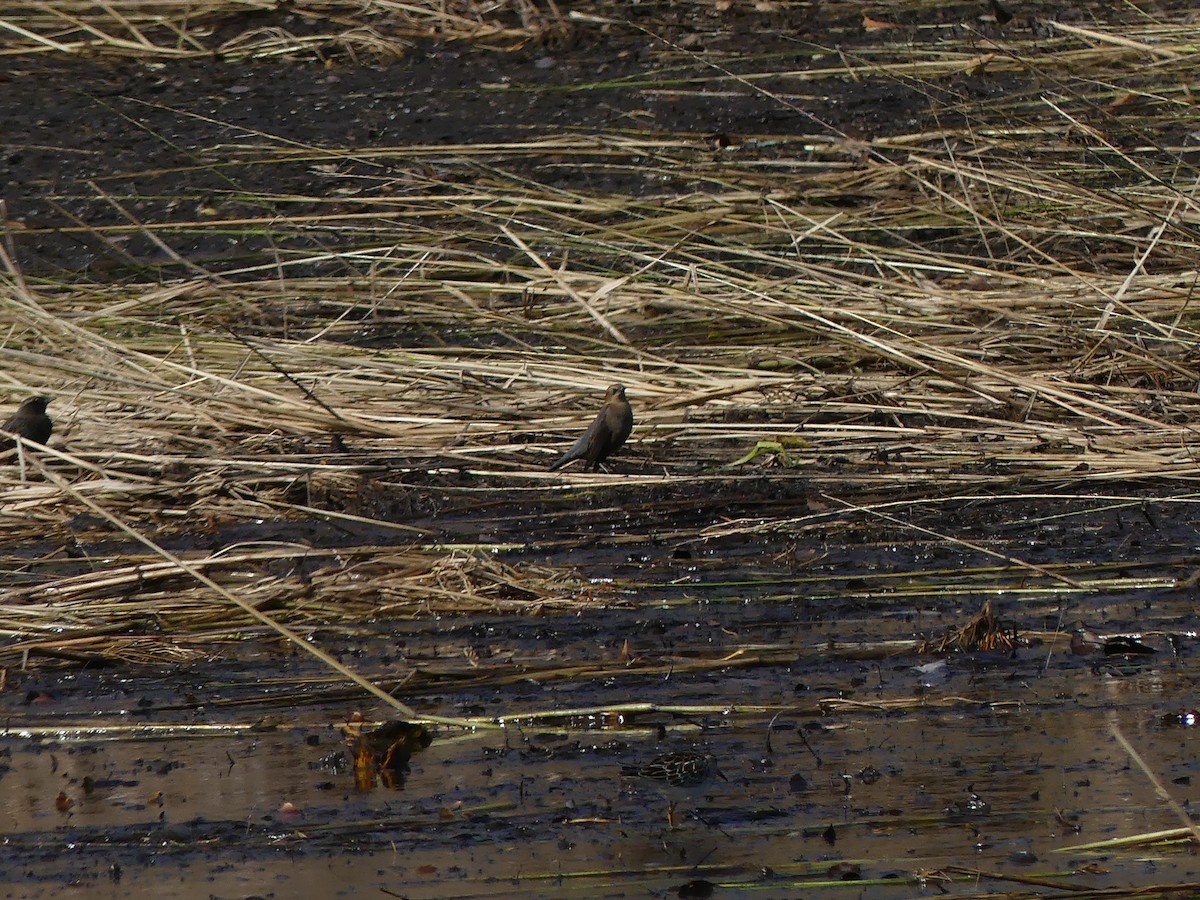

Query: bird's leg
[667,801,677,830]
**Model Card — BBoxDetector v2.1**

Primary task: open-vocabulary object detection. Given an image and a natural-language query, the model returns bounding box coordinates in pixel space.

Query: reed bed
[0,0,566,58]
[3,0,1200,675]
[1,0,1198,68]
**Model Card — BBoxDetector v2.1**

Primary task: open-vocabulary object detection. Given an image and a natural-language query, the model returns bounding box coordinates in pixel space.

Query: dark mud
[4,487,1200,897]
[2,0,1069,281]
[4,591,1200,898]
[6,1,1200,896]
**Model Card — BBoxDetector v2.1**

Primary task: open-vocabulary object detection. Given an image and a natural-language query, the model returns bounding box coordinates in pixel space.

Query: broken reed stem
[27,451,492,730]
[1110,724,1200,847]
[819,492,1088,590]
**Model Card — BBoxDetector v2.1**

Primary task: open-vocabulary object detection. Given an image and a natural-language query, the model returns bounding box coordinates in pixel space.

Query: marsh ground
[3,1,1200,896]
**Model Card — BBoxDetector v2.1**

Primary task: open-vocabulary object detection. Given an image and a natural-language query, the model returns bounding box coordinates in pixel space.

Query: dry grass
[3,0,1200,679]
[0,0,576,58]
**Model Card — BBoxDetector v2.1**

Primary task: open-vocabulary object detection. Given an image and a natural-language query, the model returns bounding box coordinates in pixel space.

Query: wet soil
[5,610,1200,899]
[6,1,1200,897]
[5,488,1200,897]
[2,0,1052,280]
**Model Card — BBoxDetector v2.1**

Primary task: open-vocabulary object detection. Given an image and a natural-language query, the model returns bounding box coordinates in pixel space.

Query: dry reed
[2,0,1199,685]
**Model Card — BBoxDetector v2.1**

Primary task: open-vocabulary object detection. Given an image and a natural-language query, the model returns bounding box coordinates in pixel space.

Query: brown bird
[1,397,52,449]
[620,751,727,829]
[548,383,633,472]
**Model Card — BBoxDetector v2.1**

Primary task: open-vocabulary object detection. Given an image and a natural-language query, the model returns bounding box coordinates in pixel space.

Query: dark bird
[548,383,633,472]
[989,0,1013,24]
[1,397,52,449]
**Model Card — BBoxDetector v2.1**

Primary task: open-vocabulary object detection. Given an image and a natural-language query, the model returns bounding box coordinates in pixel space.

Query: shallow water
[3,576,1199,899]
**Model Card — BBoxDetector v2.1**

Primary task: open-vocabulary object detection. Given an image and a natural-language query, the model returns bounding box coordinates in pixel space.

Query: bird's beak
[717,766,729,782]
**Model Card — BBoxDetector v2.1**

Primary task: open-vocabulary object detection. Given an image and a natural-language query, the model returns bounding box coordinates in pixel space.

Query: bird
[1,397,52,449]
[548,383,633,472]
[620,751,726,829]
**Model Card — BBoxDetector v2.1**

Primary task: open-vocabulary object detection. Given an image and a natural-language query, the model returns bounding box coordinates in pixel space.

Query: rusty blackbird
[1,396,52,449]
[548,383,633,472]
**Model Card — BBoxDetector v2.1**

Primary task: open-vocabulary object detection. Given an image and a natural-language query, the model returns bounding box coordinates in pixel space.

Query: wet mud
[2,0,1033,282]
[5,0,1200,896]
[4,488,1200,897]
